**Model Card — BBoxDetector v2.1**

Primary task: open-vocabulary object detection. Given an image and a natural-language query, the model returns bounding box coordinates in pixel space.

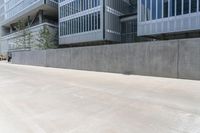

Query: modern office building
[59,0,200,45]
[1,0,200,54]
[59,0,142,45]
[138,0,200,39]
[0,0,58,55]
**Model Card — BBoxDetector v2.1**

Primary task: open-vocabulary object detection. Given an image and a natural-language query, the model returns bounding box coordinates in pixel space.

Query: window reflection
[158,0,163,18]
[184,0,189,14]
[164,0,168,17]
[191,0,197,13]
[170,0,175,16]
[141,0,145,21]
[146,0,151,20]
[140,0,199,22]
[176,0,182,15]
[152,0,157,20]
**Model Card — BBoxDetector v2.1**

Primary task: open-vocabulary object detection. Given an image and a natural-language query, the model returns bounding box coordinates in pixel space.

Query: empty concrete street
[0,62,200,133]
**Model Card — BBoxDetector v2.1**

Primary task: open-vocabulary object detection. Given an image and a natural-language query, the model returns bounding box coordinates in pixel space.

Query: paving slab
[0,62,200,133]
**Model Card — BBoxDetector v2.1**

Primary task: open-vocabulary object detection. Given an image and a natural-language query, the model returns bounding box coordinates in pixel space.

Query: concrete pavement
[0,61,200,133]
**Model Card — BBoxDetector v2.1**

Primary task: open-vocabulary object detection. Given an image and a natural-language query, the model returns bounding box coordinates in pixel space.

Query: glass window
[78,0,80,11]
[84,15,87,31]
[72,2,74,14]
[199,0,200,11]
[91,0,93,7]
[86,0,89,9]
[176,0,182,15]
[164,0,168,17]
[191,0,197,12]
[183,0,189,14]
[76,18,78,33]
[67,21,69,35]
[70,20,72,34]
[95,12,98,29]
[75,1,78,12]
[98,12,100,29]
[86,15,88,32]
[170,0,175,16]
[69,20,71,34]
[152,0,156,20]
[72,19,74,34]
[81,0,84,11]
[98,0,100,5]
[89,14,92,31]
[64,22,66,35]
[141,0,145,21]
[78,17,80,33]
[83,0,85,10]
[60,22,62,36]
[80,16,83,32]
[89,0,91,8]
[82,16,84,32]
[157,0,163,18]
[146,0,151,20]
[59,11,100,36]
[92,13,95,30]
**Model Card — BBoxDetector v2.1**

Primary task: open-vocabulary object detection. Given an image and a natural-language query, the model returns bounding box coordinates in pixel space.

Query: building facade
[0,0,58,55]
[138,0,200,39]
[59,0,141,45]
[1,0,200,55]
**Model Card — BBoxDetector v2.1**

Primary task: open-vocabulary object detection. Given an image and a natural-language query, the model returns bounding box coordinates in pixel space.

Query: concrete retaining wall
[11,38,200,80]
[12,50,47,66]
[178,39,200,80]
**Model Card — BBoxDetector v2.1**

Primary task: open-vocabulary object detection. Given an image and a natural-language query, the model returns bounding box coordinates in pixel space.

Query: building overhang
[1,1,58,27]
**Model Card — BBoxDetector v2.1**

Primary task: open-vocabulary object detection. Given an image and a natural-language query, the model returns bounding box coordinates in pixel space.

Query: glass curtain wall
[121,19,140,43]
[60,11,100,36]
[60,0,100,18]
[140,0,199,22]
[59,0,101,37]
[6,0,40,19]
